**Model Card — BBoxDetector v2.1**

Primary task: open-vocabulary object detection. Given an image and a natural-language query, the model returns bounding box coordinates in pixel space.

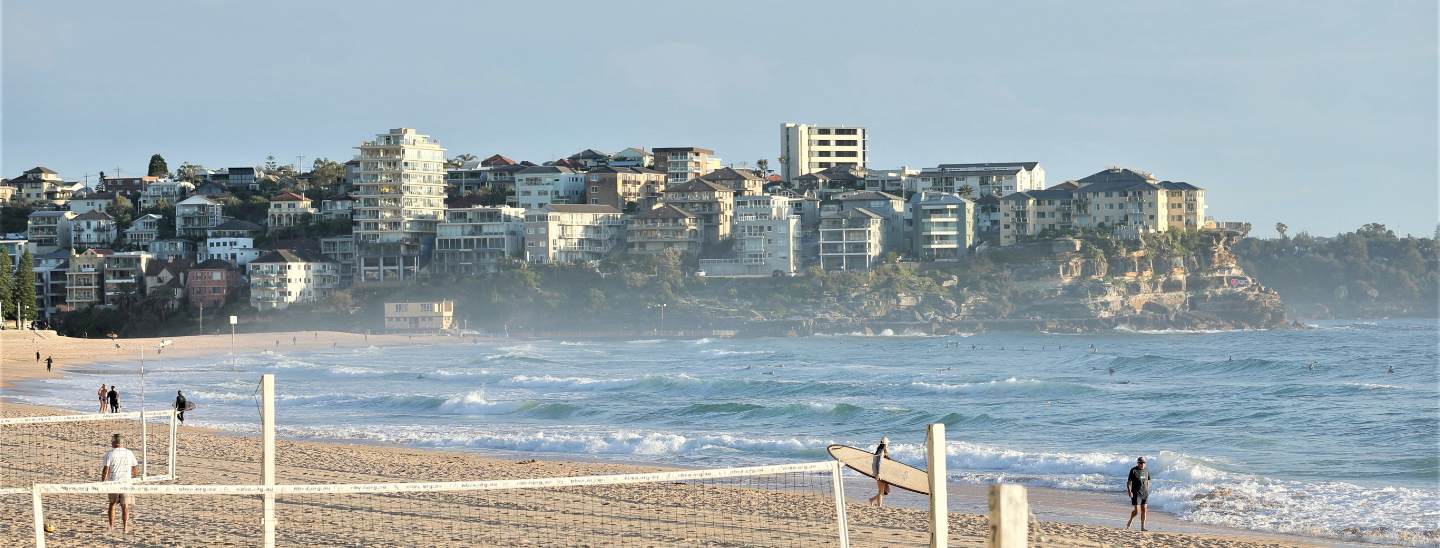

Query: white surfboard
[827,444,930,495]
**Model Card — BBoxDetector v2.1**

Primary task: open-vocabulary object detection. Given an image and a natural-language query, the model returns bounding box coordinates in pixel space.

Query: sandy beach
[2,331,1356,547]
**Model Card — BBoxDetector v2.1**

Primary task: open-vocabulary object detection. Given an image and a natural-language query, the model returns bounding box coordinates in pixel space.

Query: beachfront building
[65,249,110,309]
[137,180,194,209]
[779,124,868,182]
[187,259,242,309]
[268,192,316,232]
[433,206,525,275]
[523,204,624,264]
[819,208,886,271]
[175,195,225,237]
[652,147,719,184]
[702,194,800,276]
[31,250,71,318]
[148,239,197,262]
[319,236,357,287]
[1069,167,1208,239]
[102,251,150,305]
[249,249,341,310]
[997,189,1075,246]
[383,301,455,333]
[71,211,118,248]
[143,259,192,308]
[917,162,1044,197]
[126,214,165,246]
[626,204,701,255]
[584,166,666,211]
[26,210,75,254]
[515,166,586,210]
[659,179,735,244]
[353,128,448,283]
[698,167,765,196]
[835,191,905,252]
[911,192,975,261]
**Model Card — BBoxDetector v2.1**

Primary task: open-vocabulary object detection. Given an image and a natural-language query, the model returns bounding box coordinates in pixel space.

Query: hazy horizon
[3,0,1436,238]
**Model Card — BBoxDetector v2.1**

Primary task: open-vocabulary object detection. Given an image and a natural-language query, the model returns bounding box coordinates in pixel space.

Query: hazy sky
[4,1,1436,238]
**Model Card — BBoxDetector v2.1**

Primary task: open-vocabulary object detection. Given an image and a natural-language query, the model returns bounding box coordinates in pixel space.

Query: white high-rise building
[780,123,868,182]
[352,128,447,282]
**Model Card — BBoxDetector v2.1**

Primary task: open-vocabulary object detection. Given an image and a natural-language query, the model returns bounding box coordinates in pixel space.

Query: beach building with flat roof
[384,300,455,333]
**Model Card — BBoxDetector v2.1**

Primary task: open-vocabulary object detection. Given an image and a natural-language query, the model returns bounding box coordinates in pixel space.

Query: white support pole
[140,418,149,478]
[927,423,948,548]
[169,409,178,479]
[33,486,46,548]
[830,460,850,548]
[987,484,1028,548]
[260,373,276,548]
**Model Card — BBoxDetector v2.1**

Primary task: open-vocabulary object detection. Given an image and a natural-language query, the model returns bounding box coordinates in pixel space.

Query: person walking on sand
[98,384,109,413]
[173,391,187,424]
[100,433,139,533]
[45,356,53,372]
[867,437,893,506]
[1126,456,1151,531]
[36,351,40,362]
[108,386,120,413]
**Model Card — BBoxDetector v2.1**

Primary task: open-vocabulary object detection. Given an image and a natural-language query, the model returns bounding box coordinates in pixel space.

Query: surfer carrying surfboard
[867,437,892,506]
[174,391,187,423]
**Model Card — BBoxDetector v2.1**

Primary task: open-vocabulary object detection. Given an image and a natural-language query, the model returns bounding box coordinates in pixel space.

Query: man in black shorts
[1126,456,1150,530]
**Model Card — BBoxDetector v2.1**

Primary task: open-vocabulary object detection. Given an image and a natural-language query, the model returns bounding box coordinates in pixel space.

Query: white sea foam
[495,374,646,391]
[909,378,1043,394]
[437,392,539,415]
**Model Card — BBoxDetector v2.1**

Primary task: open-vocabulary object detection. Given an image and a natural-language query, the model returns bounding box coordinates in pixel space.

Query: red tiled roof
[272,192,308,201]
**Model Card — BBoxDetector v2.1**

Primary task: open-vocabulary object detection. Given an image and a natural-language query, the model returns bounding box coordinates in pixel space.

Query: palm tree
[447,154,477,168]
[957,184,975,198]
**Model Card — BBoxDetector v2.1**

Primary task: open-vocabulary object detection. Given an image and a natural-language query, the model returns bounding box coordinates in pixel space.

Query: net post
[33,485,46,548]
[987,484,1027,548]
[829,460,850,548]
[261,373,276,548]
[927,423,948,548]
[169,409,178,479]
[141,413,149,478]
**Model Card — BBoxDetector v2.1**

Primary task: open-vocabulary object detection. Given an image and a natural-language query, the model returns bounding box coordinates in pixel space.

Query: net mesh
[0,413,173,490]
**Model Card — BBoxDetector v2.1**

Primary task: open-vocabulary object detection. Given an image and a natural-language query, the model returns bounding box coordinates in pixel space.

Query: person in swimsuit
[867,437,892,506]
[98,384,109,413]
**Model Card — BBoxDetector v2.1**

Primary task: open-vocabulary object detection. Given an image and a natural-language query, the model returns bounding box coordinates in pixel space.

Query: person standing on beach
[173,391,187,424]
[98,384,109,413]
[36,351,40,362]
[867,437,892,506]
[1126,456,1150,531]
[45,356,53,372]
[108,386,120,413]
[100,433,139,533]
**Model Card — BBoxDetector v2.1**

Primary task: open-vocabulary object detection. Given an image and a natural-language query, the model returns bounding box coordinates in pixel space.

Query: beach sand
[2,331,1351,547]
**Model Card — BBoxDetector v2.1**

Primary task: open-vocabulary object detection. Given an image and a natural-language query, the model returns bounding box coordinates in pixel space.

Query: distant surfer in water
[867,437,892,506]
[1388,365,1395,373]
[1309,362,1316,371]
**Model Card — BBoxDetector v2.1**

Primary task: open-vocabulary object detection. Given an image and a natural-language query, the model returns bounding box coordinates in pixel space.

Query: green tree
[755,158,770,176]
[309,158,345,188]
[264,155,279,172]
[1275,222,1287,238]
[957,184,975,198]
[148,154,169,177]
[174,162,205,182]
[0,248,13,324]
[14,249,36,322]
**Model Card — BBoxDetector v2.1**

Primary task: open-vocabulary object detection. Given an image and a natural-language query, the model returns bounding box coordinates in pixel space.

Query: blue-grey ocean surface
[11,318,1437,544]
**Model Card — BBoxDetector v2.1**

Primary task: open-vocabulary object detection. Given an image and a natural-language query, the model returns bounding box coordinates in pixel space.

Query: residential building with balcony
[444,160,493,196]
[68,192,117,215]
[26,210,75,254]
[65,249,111,309]
[71,211,118,248]
[515,166,586,210]
[698,167,765,196]
[659,179,734,244]
[148,239,197,262]
[138,180,194,209]
[997,189,1075,246]
[820,208,886,271]
[31,250,71,318]
[175,195,225,237]
[13,167,68,203]
[204,237,262,268]
[1067,167,1207,239]
[268,192,316,232]
[911,192,975,261]
[793,164,868,200]
[144,259,193,308]
[836,191,905,252]
[126,214,164,246]
[916,162,1044,197]
[352,128,448,283]
[96,175,159,196]
[207,219,264,239]
[609,147,652,167]
[864,167,919,195]
[780,123,868,181]
[0,185,14,203]
[319,194,355,222]
[249,249,340,310]
[973,195,1002,242]
[319,236,357,286]
[433,206,525,275]
[523,204,624,264]
[384,301,455,333]
[701,194,800,276]
[627,204,701,255]
[102,251,150,305]
[584,166,666,210]
[187,259,241,309]
[652,147,719,184]
[565,149,612,169]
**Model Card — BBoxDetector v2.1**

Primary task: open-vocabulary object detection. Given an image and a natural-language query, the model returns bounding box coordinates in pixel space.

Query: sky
[3,0,1436,238]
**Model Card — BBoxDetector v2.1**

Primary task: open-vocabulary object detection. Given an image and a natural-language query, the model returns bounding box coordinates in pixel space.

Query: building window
[590,186,599,193]
[816,128,831,135]
[835,140,858,146]
[816,140,831,146]
[834,128,858,135]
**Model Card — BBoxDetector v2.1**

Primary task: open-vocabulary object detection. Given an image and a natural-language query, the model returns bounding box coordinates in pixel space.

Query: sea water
[10,318,1437,544]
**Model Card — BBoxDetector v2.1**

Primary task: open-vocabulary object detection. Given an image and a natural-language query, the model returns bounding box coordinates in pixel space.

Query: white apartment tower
[780,123,868,182]
[352,128,447,282]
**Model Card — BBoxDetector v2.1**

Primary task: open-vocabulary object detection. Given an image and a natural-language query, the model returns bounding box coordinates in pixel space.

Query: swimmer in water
[744,365,753,370]
[1309,362,1316,371]
[1108,367,1115,375]
[1388,365,1395,373]
[1228,356,1233,361]
[972,344,977,350]
[1093,348,1098,353]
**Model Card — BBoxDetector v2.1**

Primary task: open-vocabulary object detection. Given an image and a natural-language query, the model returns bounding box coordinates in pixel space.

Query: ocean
[10,318,1437,544]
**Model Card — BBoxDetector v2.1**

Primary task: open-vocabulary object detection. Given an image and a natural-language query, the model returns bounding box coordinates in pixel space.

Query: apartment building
[566,149,612,169]
[126,214,165,246]
[66,249,110,308]
[911,192,975,261]
[0,185,14,203]
[204,237,262,268]
[384,301,455,333]
[445,160,492,196]
[97,175,159,196]
[523,204,624,264]
[68,192,117,215]
[864,167,919,195]
[820,208,886,271]
[319,236,357,286]
[835,191,905,251]
[26,211,75,253]
[609,147,652,167]
[627,204,701,255]
[997,189,1074,246]
[225,167,260,191]
[779,124,868,181]
[249,249,340,310]
[659,179,734,244]
[319,194,355,222]
[143,259,192,308]
[31,250,71,318]
[972,195,1003,241]
[208,219,264,240]
[917,162,1044,197]
[652,147,719,184]
[433,206,525,275]
[13,167,66,202]
[698,167,765,196]
[515,166,586,210]
[148,239,197,262]
[1069,167,1207,238]
[175,195,225,237]
[584,166,666,210]
[102,251,150,304]
[268,192,316,232]
[187,259,242,309]
[702,194,800,276]
[352,128,447,283]
[138,180,194,209]
[71,211,117,248]
[794,165,868,200]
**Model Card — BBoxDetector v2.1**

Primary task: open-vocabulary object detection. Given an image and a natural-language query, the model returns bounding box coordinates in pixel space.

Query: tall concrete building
[779,124,868,182]
[352,128,447,282]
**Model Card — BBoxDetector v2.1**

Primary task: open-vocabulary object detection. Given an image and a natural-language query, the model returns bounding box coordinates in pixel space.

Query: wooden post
[261,374,276,548]
[927,423,948,548]
[988,484,1028,548]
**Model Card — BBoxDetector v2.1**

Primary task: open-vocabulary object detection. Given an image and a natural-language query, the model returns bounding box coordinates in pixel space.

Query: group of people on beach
[97,384,119,413]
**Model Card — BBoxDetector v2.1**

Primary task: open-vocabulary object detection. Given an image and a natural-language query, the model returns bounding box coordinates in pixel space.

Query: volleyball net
[0,410,178,494]
[31,461,852,547]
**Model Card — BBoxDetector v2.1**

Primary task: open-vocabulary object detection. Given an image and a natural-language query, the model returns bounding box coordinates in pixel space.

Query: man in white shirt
[100,433,139,533]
